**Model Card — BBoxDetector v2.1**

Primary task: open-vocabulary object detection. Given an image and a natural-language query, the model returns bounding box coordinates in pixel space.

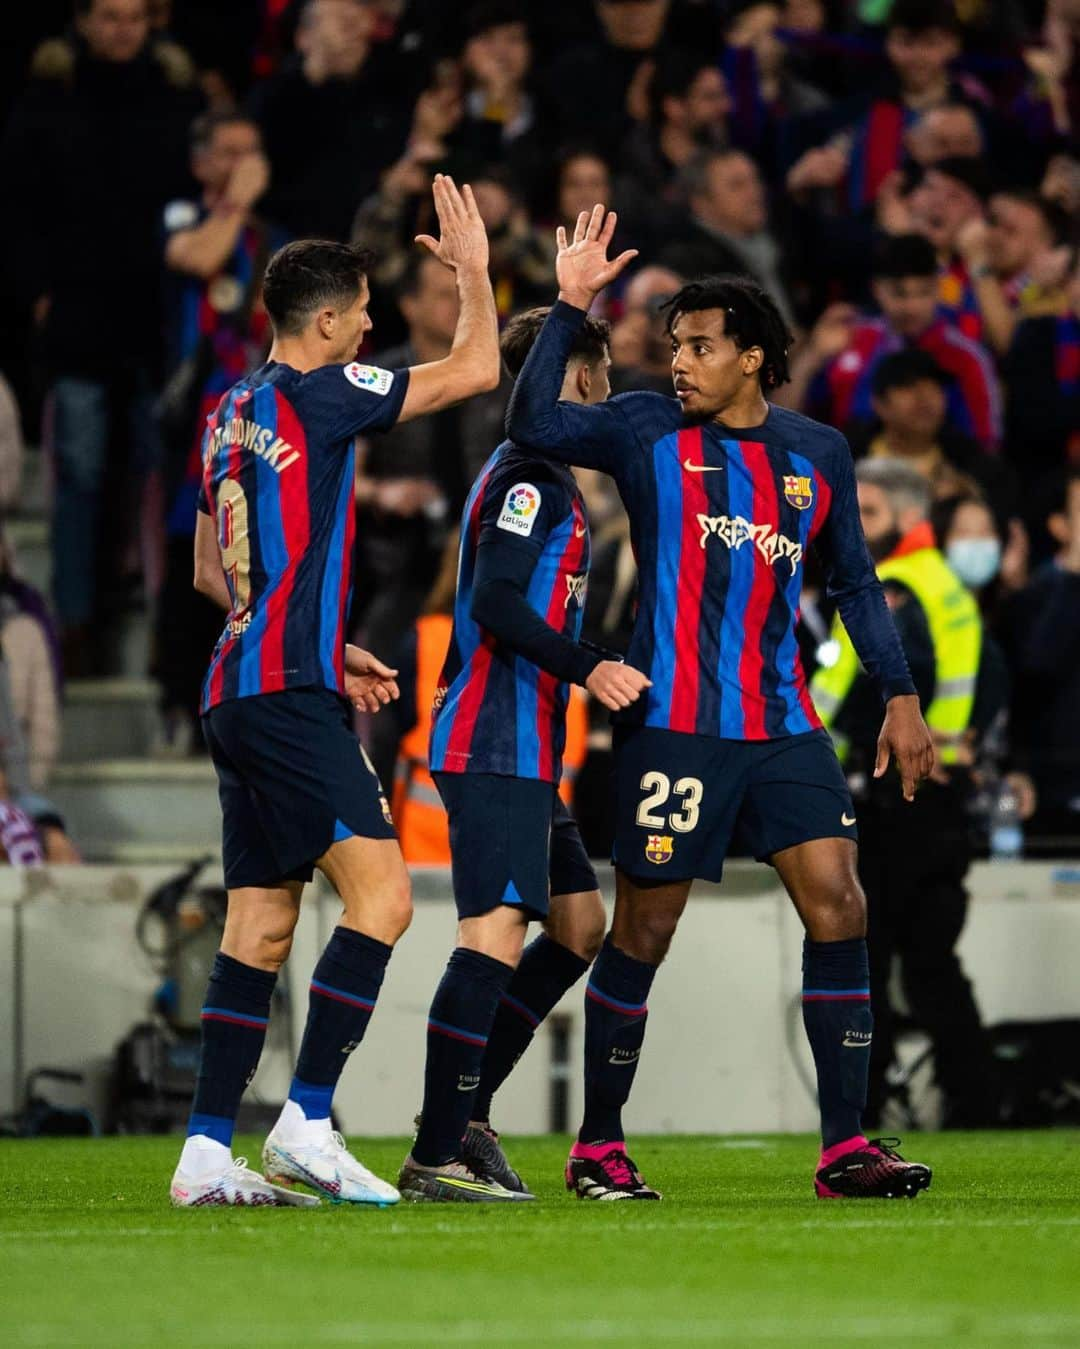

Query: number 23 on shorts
[636,771,703,833]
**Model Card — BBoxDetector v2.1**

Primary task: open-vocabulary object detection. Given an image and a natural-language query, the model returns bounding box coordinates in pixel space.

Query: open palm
[556,205,638,309]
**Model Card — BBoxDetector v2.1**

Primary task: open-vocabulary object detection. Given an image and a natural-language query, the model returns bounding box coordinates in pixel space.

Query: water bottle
[989,778,1023,861]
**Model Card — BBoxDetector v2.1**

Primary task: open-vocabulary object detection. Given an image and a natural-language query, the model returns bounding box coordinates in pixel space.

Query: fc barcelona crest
[645,834,674,865]
[783,475,814,510]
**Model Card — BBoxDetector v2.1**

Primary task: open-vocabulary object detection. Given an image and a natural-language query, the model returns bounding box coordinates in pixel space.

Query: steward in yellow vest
[809,459,1003,1129]
[812,521,982,766]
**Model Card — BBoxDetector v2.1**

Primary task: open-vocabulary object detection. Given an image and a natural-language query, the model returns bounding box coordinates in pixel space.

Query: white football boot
[170,1135,319,1208]
[262,1100,400,1206]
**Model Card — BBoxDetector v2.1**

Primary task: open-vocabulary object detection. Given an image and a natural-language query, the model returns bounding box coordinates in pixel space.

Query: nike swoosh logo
[841,813,856,826]
[843,1037,870,1048]
[575,525,587,537]
[683,459,724,473]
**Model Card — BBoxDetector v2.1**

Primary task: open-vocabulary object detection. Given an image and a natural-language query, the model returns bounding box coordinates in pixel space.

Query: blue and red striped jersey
[507,302,915,741]
[198,359,409,712]
[809,317,1002,452]
[430,445,590,782]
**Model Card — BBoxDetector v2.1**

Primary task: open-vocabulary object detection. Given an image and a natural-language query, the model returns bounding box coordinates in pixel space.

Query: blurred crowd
[0,0,1077,860]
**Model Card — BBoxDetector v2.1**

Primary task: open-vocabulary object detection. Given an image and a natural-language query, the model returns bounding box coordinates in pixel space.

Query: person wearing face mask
[932,492,1031,625]
[811,459,1005,1128]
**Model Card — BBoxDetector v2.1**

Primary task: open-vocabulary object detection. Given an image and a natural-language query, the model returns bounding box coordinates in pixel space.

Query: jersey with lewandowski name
[198,359,409,712]
[429,444,590,782]
[506,301,914,741]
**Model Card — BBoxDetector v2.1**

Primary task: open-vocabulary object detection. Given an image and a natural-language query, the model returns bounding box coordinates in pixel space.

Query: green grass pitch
[2,1132,1079,1347]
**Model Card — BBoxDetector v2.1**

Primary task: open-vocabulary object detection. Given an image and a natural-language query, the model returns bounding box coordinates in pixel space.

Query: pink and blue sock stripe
[427,1017,489,1046]
[309,978,376,1011]
[585,981,648,1017]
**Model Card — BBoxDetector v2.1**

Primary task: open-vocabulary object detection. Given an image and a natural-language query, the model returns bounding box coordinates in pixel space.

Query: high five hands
[556,204,638,311]
[415,173,489,275]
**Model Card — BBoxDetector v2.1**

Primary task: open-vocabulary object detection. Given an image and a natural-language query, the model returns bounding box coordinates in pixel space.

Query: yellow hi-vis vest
[810,546,981,764]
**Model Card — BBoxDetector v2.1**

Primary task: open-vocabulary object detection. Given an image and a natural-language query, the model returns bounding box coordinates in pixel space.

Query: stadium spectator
[932,493,1031,631]
[1000,263,1080,541]
[1004,467,1080,854]
[662,148,796,328]
[618,48,733,212]
[249,0,413,240]
[903,158,991,342]
[724,1,828,170]
[349,73,463,298]
[953,190,1076,355]
[779,234,1002,452]
[859,351,1009,515]
[1,0,199,671]
[453,3,542,189]
[785,0,970,213]
[538,0,685,159]
[470,167,555,321]
[608,264,684,394]
[153,109,287,752]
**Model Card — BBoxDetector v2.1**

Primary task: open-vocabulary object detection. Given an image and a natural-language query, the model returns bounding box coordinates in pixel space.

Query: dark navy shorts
[432,771,598,920]
[612,725,856,885]
[203,687,396,890]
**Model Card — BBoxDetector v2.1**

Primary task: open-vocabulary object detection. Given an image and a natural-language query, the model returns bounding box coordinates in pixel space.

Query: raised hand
[555,204,638,311]
[415,173,489,275]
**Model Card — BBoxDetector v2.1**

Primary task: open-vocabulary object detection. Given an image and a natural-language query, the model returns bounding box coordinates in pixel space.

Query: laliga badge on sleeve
[344,363,394,395]
[497,483,541,537]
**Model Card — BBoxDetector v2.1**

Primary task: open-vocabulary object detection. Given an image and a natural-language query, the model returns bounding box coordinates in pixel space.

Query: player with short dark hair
[397,306,653,1202]
[170,176,502,1208]
[508,207,935,1200]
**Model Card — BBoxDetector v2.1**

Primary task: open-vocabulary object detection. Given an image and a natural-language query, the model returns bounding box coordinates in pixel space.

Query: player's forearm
[834,581,917,702]
[448,263,500,392]
[506,300,583,450]
[166,207,248,280]
[471,578,600,687]
[397,264,500,421]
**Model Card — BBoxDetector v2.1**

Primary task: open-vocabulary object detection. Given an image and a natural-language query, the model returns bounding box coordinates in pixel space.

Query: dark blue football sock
[802,937,873,1149]
[412,947,515,1167]
[472,935,591,1123]
[579,937,657,1145]
[189,952,276,1147]
[289,926,392,1121]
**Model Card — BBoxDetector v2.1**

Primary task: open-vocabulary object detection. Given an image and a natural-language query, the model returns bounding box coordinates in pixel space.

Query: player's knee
[808,880,867,941]
[546,891,606,962]
[232,923,295,972]
[578,900,607,963]
[382,874,413,944]
[617,907,680,965]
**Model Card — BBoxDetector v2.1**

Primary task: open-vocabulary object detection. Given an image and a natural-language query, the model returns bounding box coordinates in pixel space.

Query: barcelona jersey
[507,301,914,742]
[430,445,590,782]
[198,359,409,712]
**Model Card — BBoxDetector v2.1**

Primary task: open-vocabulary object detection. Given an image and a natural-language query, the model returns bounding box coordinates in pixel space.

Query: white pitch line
[2,1215,1080,1242]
